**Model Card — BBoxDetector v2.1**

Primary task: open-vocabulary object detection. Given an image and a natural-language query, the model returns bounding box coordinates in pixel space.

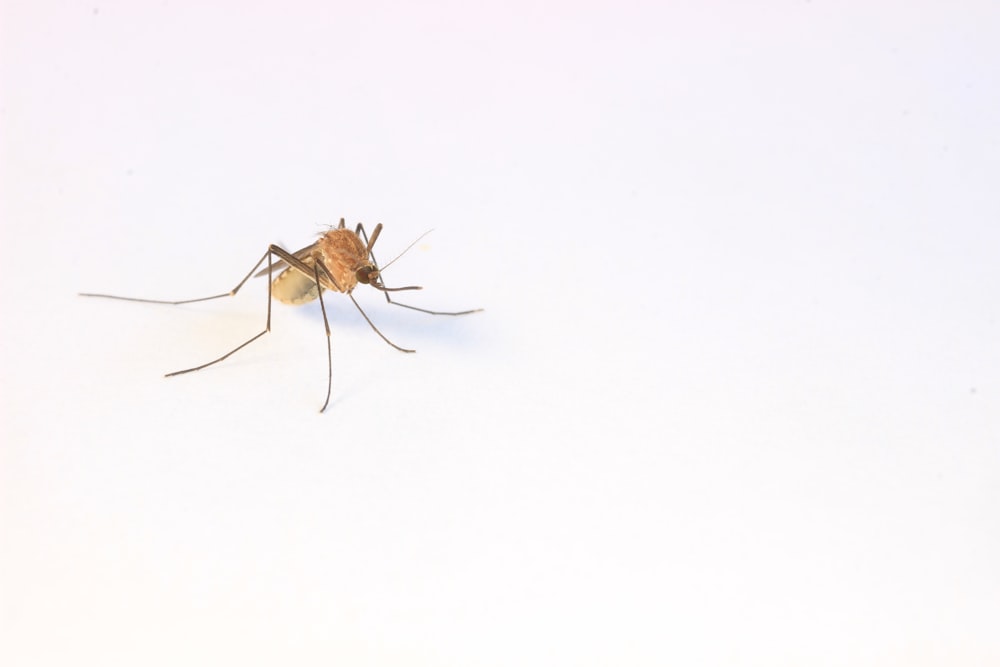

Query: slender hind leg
[160,248,278,377]
[83,247,280,377]
[80,248,274,305]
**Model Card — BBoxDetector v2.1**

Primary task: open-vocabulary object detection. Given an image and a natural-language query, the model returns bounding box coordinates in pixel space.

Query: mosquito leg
[79,248,274,305]
[356,223,482,316]
[164,246,278,377]
[362,223,383,256]
[380,297,483,317]
[313,262,334,413]
[264,247,340,409]
[356,223,393,307]
[315,259,415,354]
[165,330,270,377]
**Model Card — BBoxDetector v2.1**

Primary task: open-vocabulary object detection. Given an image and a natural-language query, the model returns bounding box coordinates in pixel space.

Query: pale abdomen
[271,266,322,305]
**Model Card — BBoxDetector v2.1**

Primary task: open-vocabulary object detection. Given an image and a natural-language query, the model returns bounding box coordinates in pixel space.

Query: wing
[253,242,319,278]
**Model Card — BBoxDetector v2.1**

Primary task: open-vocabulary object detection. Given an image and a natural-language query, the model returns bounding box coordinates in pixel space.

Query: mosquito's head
[355,264,381,286]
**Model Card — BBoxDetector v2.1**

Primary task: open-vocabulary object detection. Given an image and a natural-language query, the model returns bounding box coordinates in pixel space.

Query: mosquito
[80,218,482,412]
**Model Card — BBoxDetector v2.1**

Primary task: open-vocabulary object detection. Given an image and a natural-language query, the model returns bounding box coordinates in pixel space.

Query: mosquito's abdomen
[271,267,321,305]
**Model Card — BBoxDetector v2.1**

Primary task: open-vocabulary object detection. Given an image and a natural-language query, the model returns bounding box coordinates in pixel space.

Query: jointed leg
[355,223,483,316]
[313,262,334,413]
[79,247,274,305]
[162,246,279,377]
[315,258,415,354]
[379,296,483,316]
[166,243,349,384]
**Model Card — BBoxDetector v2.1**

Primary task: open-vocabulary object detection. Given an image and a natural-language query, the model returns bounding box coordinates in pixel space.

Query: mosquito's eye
[356,267,378,284]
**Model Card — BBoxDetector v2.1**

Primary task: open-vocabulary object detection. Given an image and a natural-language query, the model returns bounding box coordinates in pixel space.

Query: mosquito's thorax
[315,227,371,293]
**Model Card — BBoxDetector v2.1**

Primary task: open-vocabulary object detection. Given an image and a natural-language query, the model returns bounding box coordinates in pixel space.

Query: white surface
[2,1,998,665]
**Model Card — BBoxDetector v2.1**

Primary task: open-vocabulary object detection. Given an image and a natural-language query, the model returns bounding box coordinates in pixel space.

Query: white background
[2,1,998,665]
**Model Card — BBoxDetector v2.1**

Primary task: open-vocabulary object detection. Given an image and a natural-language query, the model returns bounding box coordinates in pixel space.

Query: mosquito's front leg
[315,258,415,354]
[378,293,484,316]
[355,223,482,316]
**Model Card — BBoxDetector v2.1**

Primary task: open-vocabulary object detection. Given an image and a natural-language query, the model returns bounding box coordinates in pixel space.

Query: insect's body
[270,228,369,304]
[80,217,481,412]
